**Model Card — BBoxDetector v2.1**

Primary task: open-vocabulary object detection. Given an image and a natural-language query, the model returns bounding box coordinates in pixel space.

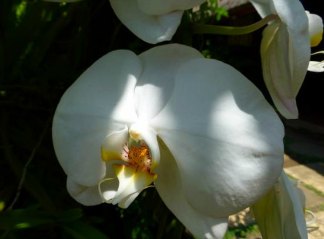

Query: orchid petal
[260,22,298,118]
[272,0,307,33]
[252,172,307,239]
[250,0,310,119]
[66,177,103,206]
[98,163,156,208]
[260,20,310,119]
[249,0,273,18]
[137,0,205,15]
[250,0,307,25]
[98,177,119,203]
[306,11,323,47]
[308,61,324,72]
[135,44,202,120]
[153,58,283,235]
[110,165,155,208]
[52,50,141,186]
[155,139,228,239]
[110,0,183,44]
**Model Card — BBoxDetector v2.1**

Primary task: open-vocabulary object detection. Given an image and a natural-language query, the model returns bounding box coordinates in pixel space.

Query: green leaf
[0,207,82,231]
[62,221,109,239]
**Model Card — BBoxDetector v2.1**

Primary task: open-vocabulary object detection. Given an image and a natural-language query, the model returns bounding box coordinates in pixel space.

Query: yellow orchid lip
[99,130,157,207]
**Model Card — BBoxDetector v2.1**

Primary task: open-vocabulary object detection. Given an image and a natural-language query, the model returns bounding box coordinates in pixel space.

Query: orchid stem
[192,14,278,35]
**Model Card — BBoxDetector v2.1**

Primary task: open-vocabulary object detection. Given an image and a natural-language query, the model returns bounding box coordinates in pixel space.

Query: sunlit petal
[111,165,156,208]
[52,50,141,186]
[135,44,202,120]
[153,58,284,233]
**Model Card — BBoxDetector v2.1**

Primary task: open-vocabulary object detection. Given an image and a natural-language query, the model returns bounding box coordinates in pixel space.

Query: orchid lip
[99,124,158,207]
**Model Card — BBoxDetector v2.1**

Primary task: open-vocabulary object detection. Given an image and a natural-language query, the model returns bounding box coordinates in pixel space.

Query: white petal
[308,61,324,72]
[66,177,103,206]
[250,0,310,119]
[250,0,308,27]
[155,140,228,239]
[52,50,141,186]
[252,172,307,239]
[99,162,156,208]
[260,21,310,119]
[110,0,183,44]
[137,0,205,15]
[153,58,284,217]
[105,165,155,208]
[268,1,310,90]
[249,0,274,18]
[272,0,308,33]
[135,44,203,120]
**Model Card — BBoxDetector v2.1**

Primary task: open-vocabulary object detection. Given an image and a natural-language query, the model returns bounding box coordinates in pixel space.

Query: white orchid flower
[109,0,206,44]
[52,44,284,239]
[252,172,308,239]
[249,0,310,119]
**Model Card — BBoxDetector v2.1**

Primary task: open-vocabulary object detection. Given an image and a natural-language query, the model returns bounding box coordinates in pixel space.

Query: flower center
[122,142,153,173]
[99,125,159,208]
